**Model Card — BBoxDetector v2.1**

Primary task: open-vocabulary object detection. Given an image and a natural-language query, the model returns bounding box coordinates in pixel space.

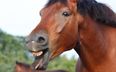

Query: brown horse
[26,0,116,72]
[15,61,68,72]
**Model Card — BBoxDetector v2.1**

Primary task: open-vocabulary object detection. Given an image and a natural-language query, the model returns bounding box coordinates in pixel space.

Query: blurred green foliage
[48,56,76,72]
[0,29,76,72]
[0,29,33,72]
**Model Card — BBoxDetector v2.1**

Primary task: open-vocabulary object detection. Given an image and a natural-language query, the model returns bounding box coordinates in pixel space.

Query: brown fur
[15,61,68,72]
[27,0,116,72]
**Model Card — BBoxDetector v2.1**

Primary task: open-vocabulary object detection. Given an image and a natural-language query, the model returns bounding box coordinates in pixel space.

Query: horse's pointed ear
[67,0,77,9]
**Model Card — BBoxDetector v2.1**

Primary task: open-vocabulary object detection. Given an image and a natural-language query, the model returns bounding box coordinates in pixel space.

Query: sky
[0,0,116,59]
[0,0,116,36]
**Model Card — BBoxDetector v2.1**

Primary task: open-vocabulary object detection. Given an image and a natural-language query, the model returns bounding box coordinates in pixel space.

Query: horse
[26,0,116,72]
[15,61,68,72]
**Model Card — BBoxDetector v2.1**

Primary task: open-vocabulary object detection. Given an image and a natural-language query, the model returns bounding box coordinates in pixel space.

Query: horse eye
[40,12,42,16]
[62,11,71,17]
[40,11,44,16]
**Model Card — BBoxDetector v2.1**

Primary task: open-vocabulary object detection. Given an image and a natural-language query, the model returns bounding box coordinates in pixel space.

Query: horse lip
[31,48,50,70]
[27,40,48,52]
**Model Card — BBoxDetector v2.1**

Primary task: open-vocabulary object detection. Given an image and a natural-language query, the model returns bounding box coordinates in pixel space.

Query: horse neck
[76,16,116,70]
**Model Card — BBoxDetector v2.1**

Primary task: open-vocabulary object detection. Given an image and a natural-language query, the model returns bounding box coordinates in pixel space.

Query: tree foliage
[0,29,76,72]
[48,56,76,72]
[0,29,32,72]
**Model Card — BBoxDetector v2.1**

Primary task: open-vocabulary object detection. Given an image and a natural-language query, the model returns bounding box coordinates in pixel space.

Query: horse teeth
[37,51,43,56]
[32,53,36,56]
[32,51,43,57]
[35,59,43,69]
[35,63,39,69]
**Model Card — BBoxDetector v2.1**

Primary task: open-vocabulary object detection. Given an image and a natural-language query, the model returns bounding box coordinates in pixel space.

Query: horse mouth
[31,48,50,70]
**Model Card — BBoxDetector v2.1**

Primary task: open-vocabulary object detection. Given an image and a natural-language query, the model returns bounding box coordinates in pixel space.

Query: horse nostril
[37,36,45,43]
[37,34,48,46]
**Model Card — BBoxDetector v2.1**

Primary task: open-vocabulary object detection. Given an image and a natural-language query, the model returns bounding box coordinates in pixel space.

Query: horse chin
[31,46,64,70]
[31,48,50,70]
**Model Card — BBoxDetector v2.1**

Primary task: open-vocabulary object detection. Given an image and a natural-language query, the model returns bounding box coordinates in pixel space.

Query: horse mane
[78,0,116,27]
[46,0,67,7]
[46,0,116,27]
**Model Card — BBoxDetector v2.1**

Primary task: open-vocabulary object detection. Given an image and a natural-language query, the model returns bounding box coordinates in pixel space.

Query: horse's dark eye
[40,12,43,16]
[62,12,71,17]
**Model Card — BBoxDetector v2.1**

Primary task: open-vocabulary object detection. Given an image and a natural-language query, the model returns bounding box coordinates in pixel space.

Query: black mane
[78,0,116,27]
[46,0,67,7]
[46,0,116,27]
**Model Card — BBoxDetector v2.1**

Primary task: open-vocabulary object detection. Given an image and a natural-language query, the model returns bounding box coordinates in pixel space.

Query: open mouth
[30,48,50,70]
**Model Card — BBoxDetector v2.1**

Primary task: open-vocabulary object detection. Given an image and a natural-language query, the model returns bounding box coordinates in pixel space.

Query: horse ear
[67,0,77,9]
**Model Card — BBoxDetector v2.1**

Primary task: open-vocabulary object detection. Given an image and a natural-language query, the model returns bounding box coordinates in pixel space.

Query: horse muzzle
[26,31,50,70]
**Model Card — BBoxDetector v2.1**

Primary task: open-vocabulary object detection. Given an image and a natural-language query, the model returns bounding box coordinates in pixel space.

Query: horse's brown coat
[15,61,68,72]
[27,0,116,72]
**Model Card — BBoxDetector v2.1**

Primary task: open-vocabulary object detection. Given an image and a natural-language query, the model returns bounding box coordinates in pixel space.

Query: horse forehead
[42,2,67,16]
